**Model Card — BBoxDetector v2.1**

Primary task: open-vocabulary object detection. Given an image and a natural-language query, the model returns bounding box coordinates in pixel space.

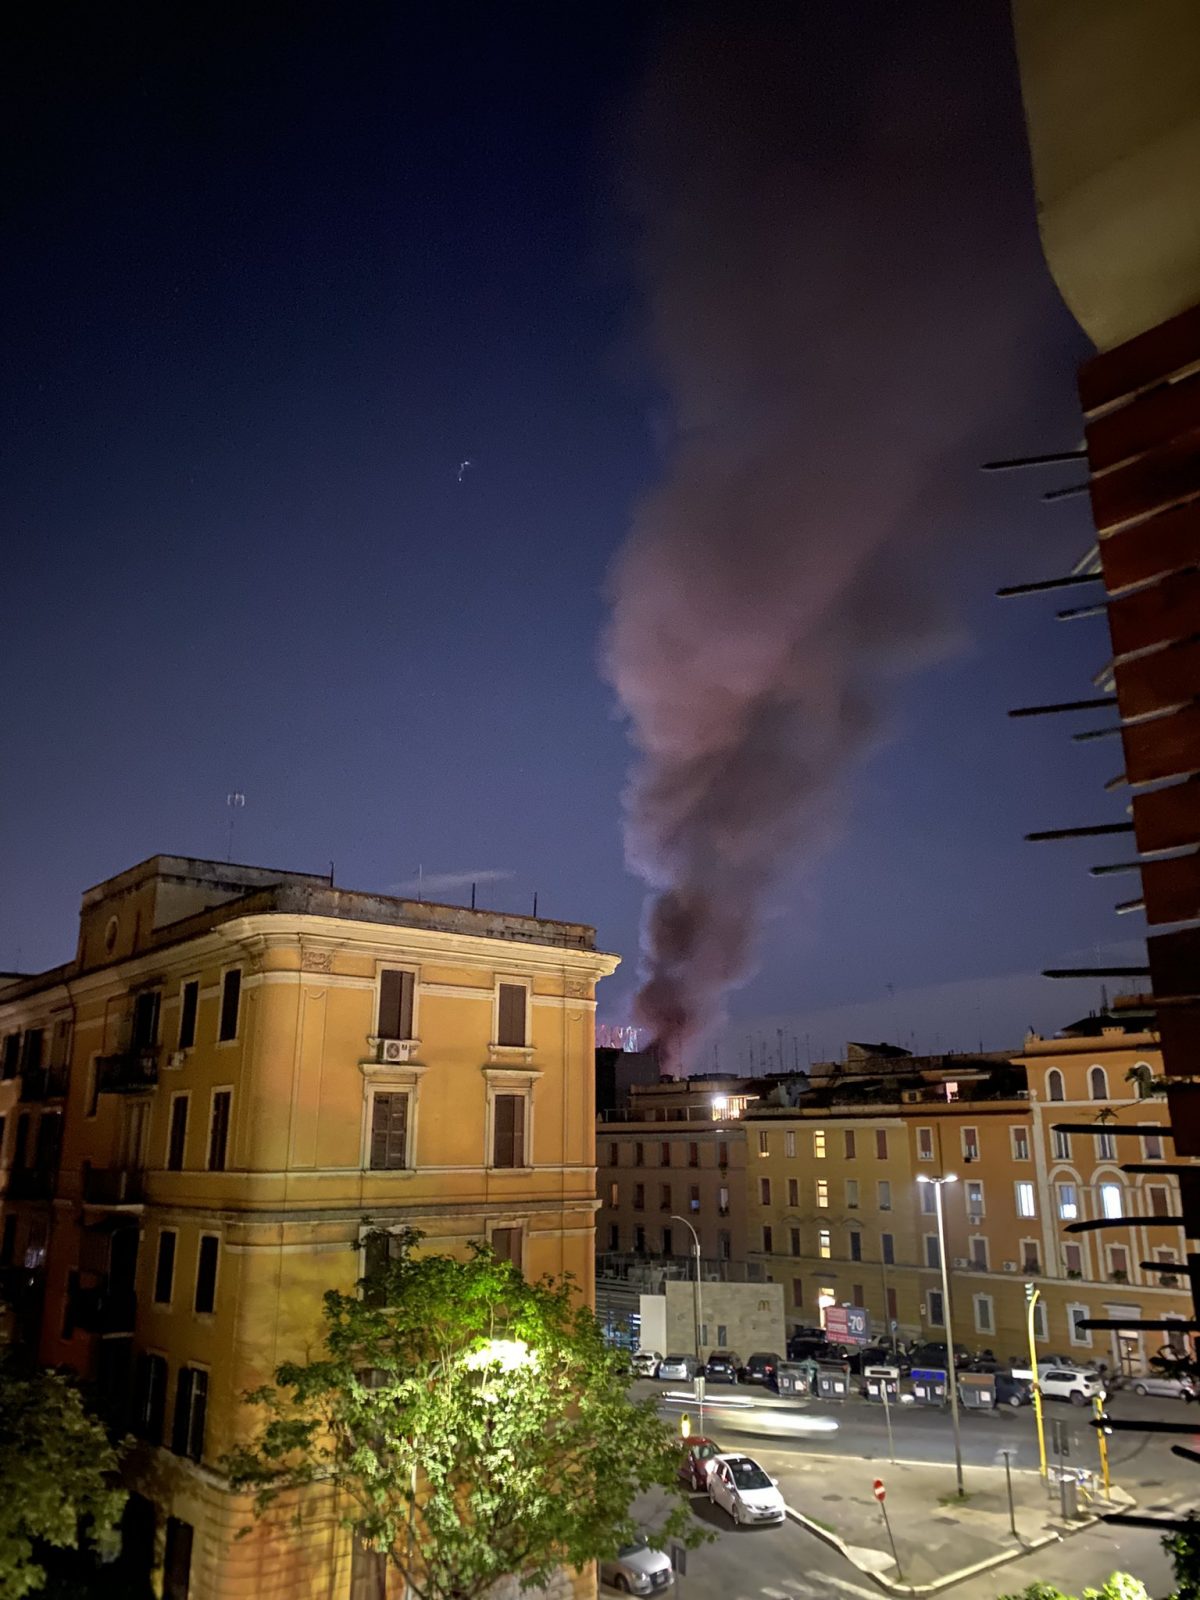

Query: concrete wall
[655,1279,784,1362]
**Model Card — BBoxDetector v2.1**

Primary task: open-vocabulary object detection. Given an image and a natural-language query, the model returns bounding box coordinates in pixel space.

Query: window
[177,981,199,1050]
[167,1094,189,1171]
[965,1179,984,1215]
[970,1235,988,1270]
[849,1231,862,1262]
[608,1223,619,1250]
[925,1234,940,1269]
[718,1185,729,1214]
[1,1215,16,1266]
[1015,1181,1036,1218]
[1097,1129,1116,1160]
[1143,1132,1163,1160]
[634,1225,646,1252]
[688,1143,699,1168]
[1057,1183,1078,1220]
[1052,1129,1071,1161]
[496,982,526,1047]
[132,990,160,1050]
[716,1323,728,1347]
[920,1184,937,1215]
[1011,1126,1030,1161]
[760,1177,772,1205]
[1068,1304,1091,1347]
[659,1183,671,1211]
[717,1140,729,1167]
[1099,1182,1123,1220]
[1147,1185,1170,1219]
[844,1130,856,1159]
[11,1113,29,1171]
[785,1131,796,1158]
[207,1090,232,1171]
[218,969,241,1043]
[154,1230,177,1306]
[1089,1065,1108,1101]
[917,1126,934,1161]
[608,1142,619,1166]
[20,1029,43,1076]
[660,1142,671,1166]
[881,1232,895,1266]
[634,1142,644,1166]
[886,1285,898,1323]
[491,1228,523,1269]
[689,1183,700,1212]
[718,1229,731,1261]
[163,1517,194,1600]
[1108,1245,1129,1279]
[846,1179,859,1209]
[633,1184,645,1211]
[134,1352,168,1443]
[961,1126,979,1162]
[369,1091,410,1170]
[350,1540,386,1600]
[492,1093,527,1168]
[1046,1069,1064,1102]
[818,1228,831,1259]
[1032,1299,1047,1340]
[815,1178,829,1208]
[377,969,415,1041]
[758,1131,769,1156]
[608,1181,618,1207]
[790,1227,801,1257]
[875,1129,888,1160]
[787,1176,799,1206]
[877,1180,892,1211]
[974,1294,993,1334]
[1022,1239,1040,1274]
[927,1289,945,1327]
[1064,1242,1083,1276]
[171,1366,208,1462]
[0,1116,5,1162]
[762,1225,773,1253]
[33,1110,63,1173]
[194,1235,219,1314]
[814,1130,827,1159]
[0,1034,18,1080]
[792,1277,803,1307]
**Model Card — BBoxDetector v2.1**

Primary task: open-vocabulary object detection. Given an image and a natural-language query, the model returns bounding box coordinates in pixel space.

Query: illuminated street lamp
[917,1173,965,1498]
[671,1213,705,1429]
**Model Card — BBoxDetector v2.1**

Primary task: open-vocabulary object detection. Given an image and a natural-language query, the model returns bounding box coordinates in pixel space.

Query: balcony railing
[5,1167,55,1201]
[74,1285,138,1336]
[18,1066,69,1103]
[596,1250,761,1286]
[81,1166,146,1207]
[95,1049,159,1094]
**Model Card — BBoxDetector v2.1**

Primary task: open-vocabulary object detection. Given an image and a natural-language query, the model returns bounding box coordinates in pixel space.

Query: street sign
[873,1479,886,1502]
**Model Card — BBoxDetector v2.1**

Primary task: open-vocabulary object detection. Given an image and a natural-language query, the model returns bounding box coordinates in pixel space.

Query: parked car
[676,1435,723,1490]
[787,1332,832,1362]
[843,1343,897,1374]
[707,1454,787,1526]
[994,1372,1033,1408]
[656,1353,700,1381]
[742,1351,782,1388]
[1038,1366,1106,1406]
[632,1350,664,1378]
[909,1341,971,1372]
[1126,1372,1197,1400]
[704,1351,742,1383]
[599,1536,674,1594]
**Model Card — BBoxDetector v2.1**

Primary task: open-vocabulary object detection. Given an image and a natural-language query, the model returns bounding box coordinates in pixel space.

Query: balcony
[95,1048,159,1094]
[81,1166,145,1207]
[5,1167,55,1201]
[74,1284,137,1337]
[18,1066,69,1103]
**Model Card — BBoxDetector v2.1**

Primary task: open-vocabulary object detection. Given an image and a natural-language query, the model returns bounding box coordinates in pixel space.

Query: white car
[631,1350,664,1378]
[656,1354,699,1381]
[599,1536,674,1594]
[1038,1367,1106,1406]
[707,1453,787,1526]
[1126,1372,1197,1400]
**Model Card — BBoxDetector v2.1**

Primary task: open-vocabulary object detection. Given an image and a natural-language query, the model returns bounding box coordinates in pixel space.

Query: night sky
[2,3,1134,1062]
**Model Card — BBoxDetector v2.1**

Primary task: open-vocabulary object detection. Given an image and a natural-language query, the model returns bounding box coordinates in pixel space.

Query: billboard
[824,1305,870,1345]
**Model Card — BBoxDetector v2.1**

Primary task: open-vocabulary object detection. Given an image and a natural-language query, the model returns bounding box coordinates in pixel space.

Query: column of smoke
[605,7,1041,1072]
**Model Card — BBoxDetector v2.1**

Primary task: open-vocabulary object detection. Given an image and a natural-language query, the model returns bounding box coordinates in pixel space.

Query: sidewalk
[753,1448,1136,1594]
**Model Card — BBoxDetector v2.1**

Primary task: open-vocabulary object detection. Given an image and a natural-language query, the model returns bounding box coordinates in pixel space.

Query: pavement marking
[759,1587,791,1597]
[808,1573,885,1599]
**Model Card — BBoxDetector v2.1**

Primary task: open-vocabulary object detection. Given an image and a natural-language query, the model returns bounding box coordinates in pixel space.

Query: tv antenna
[226,792,245,862]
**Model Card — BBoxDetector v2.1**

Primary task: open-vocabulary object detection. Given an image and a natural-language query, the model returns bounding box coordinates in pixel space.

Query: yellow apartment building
[0,855,617,1600]
[744,1020,1194,1371]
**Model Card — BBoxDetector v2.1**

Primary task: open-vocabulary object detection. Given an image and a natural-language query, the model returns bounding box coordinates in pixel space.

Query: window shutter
[189,1370,208,1462]
[195,1236,219,1314]
[171,1367,194,1455]
[377,970,414,1039]
[493,1094,524,1167]
[497,984,526,1047]
[218,970,241,1042]
[370,1093,408,1170]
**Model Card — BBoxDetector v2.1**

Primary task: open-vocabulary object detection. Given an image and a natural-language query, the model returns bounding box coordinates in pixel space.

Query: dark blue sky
[1,4,1131,1054]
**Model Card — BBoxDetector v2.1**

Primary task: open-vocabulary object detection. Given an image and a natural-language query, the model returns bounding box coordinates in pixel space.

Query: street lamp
[671,1213,704,1427]
[917,1173,965,1498]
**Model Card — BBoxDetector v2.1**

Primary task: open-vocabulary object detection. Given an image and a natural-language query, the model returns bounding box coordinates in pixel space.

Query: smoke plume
[606,6,1037,1069]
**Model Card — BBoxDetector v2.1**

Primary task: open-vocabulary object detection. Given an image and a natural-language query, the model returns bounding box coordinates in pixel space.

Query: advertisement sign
[825,1305,870,1344]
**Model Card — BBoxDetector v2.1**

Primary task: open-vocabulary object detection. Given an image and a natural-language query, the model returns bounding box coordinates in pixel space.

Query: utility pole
[1026,1283,1048,1479]
[672,1214,704,1432]
[919,1173,965,1497]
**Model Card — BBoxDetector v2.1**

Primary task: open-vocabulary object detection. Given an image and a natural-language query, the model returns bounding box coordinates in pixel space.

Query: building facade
[0,855,616,1599]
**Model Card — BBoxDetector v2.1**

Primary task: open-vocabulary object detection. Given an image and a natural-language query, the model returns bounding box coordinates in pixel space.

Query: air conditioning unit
[968,1213,982,1226]
[952,1257,968,1269]
[377,1038,409,1064]
[165,1051,186,1070]
[1003,1261,1017,1273]
[901,1090,922,1104]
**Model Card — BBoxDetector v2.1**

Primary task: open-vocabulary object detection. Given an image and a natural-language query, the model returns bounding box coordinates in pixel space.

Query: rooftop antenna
[417,864,423,902]
[328,861,335,886]
[226,792,245,863]
[470,881,476,909]
[532,891,539,917]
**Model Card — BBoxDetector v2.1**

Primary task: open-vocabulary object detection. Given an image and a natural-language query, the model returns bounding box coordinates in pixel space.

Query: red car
[676,1436,722,1491]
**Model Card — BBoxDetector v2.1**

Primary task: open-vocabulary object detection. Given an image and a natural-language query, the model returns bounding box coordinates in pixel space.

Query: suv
[742,1351,781,1388]
[1038,1366,1105,1406]
[704,1351,742,1383]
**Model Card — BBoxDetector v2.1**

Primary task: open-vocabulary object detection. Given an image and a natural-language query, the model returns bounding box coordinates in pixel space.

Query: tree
[226,1233,698,1600]
[998,1578,1149,1600]
[1163,1511,1200,1600]
[0,1353,128,1600]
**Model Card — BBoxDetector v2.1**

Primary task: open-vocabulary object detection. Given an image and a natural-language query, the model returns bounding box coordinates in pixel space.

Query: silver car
[1127,1372,1197,1400]
[599,1536,674,1594]
[656,1353,699,1381]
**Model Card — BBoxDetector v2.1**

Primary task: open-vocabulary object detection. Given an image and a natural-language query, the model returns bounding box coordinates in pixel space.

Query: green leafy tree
[999,1577,1149,1600]
[1163,1511,1200,1600]
[0,1353,128,1600]
[226,1233,698,1600]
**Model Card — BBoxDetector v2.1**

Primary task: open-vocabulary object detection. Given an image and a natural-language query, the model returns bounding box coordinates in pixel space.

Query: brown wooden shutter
[491,1227,522,1268]
[377,970,414,1039]
[493,1093,524,1166]
[195,1236,219,1314]
[370,1093,408,1169]
[163,1518,193,1600]
[497,984,526,1046]
[171,1367,194,1455]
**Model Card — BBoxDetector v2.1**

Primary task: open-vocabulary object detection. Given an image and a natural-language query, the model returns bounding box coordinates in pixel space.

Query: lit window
[1015,1181,1036,1218]
[1057,1183,1078,1220]
[815,1178,829,1208]
[818,1229,831,1259]
[758,1131,769,1156]
[1100,1183,1123,1220]
[813,1130,827,1160]
[965,1180,984,1214]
